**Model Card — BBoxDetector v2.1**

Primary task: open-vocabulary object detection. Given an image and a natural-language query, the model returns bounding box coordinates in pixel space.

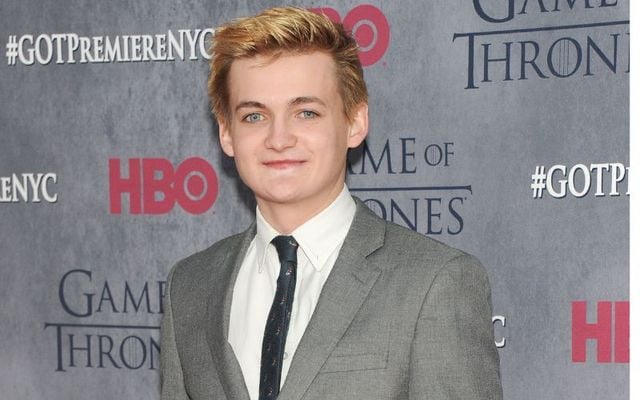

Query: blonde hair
[208,6,368,123]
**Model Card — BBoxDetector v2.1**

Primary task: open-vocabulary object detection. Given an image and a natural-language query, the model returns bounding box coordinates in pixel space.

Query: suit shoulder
[383,220,464,259]
[169,230,248,284]
[379,219,487,275]
[354,198,465,263]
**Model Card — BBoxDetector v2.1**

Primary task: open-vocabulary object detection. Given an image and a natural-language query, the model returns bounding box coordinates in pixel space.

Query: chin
[258,179,304,196]
[259,189,304,205]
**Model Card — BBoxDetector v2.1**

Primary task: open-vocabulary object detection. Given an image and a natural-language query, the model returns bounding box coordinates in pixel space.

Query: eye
[298,110,319,119]
[242,113,264,123]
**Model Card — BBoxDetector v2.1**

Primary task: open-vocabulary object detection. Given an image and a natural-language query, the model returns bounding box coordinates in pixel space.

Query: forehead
[227,51,341,106]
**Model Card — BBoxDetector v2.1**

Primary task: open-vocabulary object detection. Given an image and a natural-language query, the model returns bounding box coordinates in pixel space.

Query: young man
[161,7,502,400]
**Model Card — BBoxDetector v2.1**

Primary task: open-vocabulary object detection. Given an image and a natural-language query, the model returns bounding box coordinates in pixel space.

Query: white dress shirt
[228,186,356,400]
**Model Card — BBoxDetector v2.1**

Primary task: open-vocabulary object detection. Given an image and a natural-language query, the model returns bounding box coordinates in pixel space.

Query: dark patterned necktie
[259,235,299,400]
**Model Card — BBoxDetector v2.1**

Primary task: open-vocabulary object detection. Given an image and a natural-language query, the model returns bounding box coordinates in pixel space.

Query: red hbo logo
[109,157,218,215]
[310,4,390,66]
[571,301,628,363]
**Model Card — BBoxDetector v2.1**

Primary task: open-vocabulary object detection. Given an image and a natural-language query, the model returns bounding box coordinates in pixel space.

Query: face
[219,51,368,218]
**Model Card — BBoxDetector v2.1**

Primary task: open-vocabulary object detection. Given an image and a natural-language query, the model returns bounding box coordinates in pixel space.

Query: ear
[346,103,369,149]
[218,120,235,157]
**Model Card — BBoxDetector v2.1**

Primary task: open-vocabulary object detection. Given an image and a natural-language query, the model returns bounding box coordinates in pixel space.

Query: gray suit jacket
[160,199,503,399]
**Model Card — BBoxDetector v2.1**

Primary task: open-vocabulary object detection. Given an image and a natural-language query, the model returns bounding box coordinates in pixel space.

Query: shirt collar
[254,185,356,273]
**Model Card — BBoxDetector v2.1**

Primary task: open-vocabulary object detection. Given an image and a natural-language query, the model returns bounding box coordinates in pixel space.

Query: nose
[264,117,297,151]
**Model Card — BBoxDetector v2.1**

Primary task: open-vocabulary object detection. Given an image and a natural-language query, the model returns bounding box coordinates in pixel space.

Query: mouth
[263,159,306,169]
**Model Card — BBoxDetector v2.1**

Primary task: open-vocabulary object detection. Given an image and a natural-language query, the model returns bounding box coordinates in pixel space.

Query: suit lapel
[205,225,256,400]
[279,200,386,400]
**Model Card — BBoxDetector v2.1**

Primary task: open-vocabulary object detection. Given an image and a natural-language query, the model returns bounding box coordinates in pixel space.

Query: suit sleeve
[160,265,190,400]
[409,254,503,400]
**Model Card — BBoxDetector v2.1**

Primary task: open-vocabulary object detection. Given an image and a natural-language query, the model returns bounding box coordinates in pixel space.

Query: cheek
[306,136,342,158]
[312,122,349,150]
[328,130,350,155]
[230,134,257,155]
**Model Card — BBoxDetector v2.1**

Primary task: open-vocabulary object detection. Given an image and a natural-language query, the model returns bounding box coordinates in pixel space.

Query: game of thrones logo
[44,270,165,372]
[347,138,470,236]
[453,0,629,89]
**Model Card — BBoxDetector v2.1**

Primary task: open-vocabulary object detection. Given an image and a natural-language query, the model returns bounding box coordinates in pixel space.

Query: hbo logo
[109,157,218,215]
[310,4,390,66]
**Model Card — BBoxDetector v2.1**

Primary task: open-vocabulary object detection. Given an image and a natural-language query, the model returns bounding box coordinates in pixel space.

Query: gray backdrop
[0,0,629,399]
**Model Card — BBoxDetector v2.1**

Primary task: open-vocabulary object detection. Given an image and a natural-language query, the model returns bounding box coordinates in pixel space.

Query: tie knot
[272,235,298,264]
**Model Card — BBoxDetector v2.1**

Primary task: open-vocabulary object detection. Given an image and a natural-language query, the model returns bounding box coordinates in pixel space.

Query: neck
[257,184,344,234]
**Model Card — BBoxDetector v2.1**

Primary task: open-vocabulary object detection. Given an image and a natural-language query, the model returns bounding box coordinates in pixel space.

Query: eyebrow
[289,96,327,107]
[234,96,327,113]
[235,101,266,113]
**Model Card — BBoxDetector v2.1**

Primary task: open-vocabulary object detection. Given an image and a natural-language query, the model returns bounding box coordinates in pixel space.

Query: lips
[263,159,306,169]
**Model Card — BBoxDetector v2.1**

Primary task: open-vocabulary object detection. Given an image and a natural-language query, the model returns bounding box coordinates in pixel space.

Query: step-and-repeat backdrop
[0,1,629,399]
